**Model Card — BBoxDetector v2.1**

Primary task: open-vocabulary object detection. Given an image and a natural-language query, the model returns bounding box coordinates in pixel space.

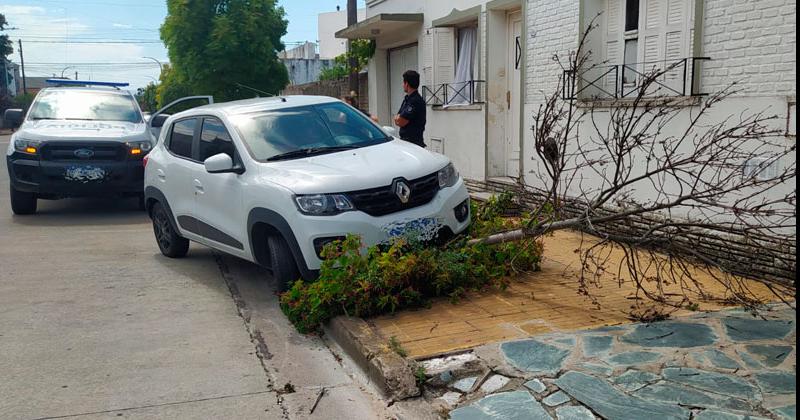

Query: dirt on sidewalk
[372,230,782,359]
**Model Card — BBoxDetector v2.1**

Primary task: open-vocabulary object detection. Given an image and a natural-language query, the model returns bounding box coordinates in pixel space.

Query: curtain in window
[447,26,477,105]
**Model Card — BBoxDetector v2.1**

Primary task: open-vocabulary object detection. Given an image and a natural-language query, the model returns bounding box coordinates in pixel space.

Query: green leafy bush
[280,195,544,333]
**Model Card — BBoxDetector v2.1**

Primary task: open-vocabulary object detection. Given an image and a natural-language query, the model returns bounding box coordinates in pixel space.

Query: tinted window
[28,90,141,123]
[199,118,235,161]
[169,119,196,159]
[230,102,389,161]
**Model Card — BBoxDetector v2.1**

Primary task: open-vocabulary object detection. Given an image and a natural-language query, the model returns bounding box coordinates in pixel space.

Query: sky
[1,0,365,92]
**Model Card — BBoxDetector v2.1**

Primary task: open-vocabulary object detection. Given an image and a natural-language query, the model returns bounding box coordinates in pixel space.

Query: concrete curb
[324,316,421,401]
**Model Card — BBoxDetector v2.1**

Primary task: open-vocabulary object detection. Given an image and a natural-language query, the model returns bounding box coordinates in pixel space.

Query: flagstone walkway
[444,305,795,420]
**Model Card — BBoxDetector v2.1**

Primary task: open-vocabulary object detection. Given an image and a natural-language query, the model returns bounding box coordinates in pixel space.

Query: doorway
[505,10,522,178]
[388,44,419,128]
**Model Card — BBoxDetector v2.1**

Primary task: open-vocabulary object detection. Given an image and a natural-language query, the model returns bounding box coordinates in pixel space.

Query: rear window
[230,101,389,161]
[27,90,142,123]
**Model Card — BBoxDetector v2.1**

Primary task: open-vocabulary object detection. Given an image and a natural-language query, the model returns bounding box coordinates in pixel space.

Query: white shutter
[433,27,456,86]
[605,0,624,90]
[422,28,434,88]
[639,0,690,94]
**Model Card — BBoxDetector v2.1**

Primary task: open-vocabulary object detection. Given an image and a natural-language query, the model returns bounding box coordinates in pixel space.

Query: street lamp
[60,66,75,78]
[142,57,163,84]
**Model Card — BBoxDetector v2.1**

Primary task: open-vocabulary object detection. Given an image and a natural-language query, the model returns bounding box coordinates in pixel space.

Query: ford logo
[73,148,94,159]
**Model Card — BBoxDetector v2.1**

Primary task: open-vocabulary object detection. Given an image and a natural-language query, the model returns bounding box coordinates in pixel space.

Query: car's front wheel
[151,202,189,258]
[10,186,37,215]
[268,234,300,292]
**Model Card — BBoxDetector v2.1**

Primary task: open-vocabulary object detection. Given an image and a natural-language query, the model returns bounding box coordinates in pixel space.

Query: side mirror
[382,126,397,137]
[204,153,243,174]
[3,109,24,129]
[150,114,169,128]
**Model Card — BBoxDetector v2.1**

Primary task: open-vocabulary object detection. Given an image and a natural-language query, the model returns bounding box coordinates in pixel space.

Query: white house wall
[365,0,492,181]
[522,0,796,224]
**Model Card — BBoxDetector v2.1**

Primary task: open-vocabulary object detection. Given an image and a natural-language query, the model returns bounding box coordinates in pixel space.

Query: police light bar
[45,79,130,87]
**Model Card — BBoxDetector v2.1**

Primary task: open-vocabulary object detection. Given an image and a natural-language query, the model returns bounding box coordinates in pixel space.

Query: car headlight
[126,140,153,156]
[14,138,42,155]
[295,194,354,216]
[438,163,459,189]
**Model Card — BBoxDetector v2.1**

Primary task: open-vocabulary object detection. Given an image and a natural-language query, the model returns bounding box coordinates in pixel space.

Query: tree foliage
[319,39,375,81]
[160,0,289,103]
[136,82,158,113]
[0,13,12,58]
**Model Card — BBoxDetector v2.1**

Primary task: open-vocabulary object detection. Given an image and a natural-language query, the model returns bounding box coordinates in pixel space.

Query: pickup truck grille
[348,172,440,217]
[40,143,127,162]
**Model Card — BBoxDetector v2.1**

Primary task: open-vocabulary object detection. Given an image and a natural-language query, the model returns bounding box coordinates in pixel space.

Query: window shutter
[422,28,434,88]
[605,0,624,89]
[434,27,456,86]
[639,0,690,92]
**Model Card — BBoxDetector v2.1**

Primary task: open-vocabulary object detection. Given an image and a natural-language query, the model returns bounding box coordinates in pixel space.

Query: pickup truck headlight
[295,194,354,216]
[438,163,459,189]
[126,140,153,156]
[13,138,42,155]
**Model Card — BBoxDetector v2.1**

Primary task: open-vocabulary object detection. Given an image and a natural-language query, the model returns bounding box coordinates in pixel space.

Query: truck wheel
[151,202,189,258]
[268,234,300,292]
[10,186,37,215]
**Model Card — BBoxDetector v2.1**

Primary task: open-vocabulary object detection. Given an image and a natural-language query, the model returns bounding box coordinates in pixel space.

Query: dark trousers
[401,137,426,148]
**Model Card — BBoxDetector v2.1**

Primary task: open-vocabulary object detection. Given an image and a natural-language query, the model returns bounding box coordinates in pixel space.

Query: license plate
[384,217,441,240]
[64,165,106,183]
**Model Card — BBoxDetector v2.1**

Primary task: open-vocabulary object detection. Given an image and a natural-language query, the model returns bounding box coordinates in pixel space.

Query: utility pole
[347,0,358,96]
[18,39,27,95]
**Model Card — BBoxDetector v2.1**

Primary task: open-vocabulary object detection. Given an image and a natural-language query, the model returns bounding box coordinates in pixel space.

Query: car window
[230,102,389,161]
[199,118,235,162]
[169,119,196,159]
[27,90,142,123]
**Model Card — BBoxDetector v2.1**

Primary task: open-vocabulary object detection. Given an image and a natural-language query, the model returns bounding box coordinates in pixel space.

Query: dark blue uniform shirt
[397,90,426,147]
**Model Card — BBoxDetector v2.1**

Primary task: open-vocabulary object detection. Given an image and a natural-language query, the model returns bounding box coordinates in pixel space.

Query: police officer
[393,70,426,147]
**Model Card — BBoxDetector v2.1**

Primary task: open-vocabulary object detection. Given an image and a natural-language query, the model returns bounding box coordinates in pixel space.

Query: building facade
[319,8,368,59]
[337,0,796,197]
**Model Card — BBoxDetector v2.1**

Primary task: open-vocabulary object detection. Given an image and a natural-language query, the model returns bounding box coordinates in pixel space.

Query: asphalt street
[0,134,427,420]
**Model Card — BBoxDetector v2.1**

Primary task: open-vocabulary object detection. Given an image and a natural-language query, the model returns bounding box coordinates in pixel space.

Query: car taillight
[143,154,149,168]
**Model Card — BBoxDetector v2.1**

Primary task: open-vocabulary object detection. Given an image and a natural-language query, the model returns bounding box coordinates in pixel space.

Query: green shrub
[280,196,544,333]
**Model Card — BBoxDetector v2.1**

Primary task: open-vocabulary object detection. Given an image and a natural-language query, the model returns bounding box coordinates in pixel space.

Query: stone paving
[433,305,795,420]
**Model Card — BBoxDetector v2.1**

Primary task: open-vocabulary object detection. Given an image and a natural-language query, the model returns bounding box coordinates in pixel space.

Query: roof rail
[45,79,130,89]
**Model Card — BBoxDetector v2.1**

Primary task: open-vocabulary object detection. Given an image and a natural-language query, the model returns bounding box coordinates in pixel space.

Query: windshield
[28,90,142,123]
[230,102,390,161]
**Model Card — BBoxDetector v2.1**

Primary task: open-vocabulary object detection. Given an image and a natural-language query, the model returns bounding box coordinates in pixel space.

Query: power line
[22,40,163,44]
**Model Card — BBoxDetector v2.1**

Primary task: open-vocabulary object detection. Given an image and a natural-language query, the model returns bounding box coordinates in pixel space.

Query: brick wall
[701,0,797,96]
[280,73,370,111]
[466,178,796,285]
[525,0,579,104]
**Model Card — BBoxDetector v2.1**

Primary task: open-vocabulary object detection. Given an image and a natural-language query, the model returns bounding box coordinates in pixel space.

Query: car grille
[40,142,127,162]
[347,171,440,217]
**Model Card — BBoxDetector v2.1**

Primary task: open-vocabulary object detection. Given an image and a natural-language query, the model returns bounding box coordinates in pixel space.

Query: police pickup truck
[4,80,208,215]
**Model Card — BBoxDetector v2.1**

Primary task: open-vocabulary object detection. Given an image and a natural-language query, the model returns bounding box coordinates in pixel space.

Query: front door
[192,117,247,258]
[389,44,419,128]
[506,11,522,178]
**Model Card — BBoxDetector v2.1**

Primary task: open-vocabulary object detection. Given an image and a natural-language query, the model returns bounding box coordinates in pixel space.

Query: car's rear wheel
[10,186,37,215]
[151,202,189,258]
[268,234,300,292]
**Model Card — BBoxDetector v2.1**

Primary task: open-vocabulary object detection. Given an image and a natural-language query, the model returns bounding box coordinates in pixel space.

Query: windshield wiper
[266,146,358,162]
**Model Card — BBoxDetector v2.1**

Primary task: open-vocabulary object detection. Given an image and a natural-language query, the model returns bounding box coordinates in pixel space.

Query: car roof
[38,86,134,96]
[189,95,341,117]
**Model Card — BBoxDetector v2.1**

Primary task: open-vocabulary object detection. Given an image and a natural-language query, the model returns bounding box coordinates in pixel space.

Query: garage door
[389,44,419,127]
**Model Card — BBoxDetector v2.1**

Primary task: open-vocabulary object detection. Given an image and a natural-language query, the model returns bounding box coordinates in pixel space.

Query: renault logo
[73,148,94,159]
[394,180,411,204]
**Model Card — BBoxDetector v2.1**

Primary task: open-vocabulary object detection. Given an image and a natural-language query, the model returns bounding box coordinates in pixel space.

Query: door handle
[193,179,204,194]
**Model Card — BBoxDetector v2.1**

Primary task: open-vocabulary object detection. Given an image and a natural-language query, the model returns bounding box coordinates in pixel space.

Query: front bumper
[7,154,145,198]
[292,177,472,271]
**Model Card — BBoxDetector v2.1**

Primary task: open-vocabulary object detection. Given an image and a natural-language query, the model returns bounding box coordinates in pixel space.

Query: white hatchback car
[143,96,471,289]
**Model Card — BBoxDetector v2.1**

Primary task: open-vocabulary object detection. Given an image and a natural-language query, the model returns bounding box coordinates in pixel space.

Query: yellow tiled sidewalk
[371,230,779,359]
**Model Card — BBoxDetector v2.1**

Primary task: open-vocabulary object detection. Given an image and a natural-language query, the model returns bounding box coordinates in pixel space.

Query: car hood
[18,120,147,142]
[259,140,450,194]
